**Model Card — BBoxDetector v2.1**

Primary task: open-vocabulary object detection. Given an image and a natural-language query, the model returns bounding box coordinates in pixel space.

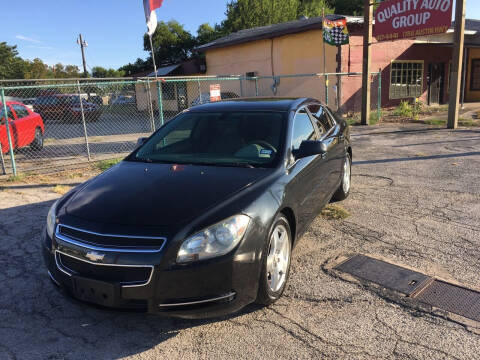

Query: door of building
[428,63,445,105]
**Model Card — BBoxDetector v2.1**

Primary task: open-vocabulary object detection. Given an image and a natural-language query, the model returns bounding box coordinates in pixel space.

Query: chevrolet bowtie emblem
[85,251,105,262]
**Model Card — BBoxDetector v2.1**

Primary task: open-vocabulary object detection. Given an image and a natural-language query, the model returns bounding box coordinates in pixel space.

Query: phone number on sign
[376,25,450,41]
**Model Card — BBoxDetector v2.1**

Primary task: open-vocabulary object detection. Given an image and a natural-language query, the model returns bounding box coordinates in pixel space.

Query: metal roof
[147,64,181,77]
[197,15,362,51]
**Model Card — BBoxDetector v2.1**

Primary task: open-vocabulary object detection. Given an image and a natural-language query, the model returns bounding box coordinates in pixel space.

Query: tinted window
[292,109,316,151]
[12,104,30,119]
[132,111,286,168]
[0,106,15,124]
[308,104,334,134]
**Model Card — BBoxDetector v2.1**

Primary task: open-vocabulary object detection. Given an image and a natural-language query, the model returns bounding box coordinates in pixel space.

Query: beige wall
[205,29,339,107]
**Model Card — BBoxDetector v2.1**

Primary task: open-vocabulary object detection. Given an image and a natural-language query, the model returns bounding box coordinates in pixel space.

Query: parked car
[111,95,136,106]
[1,101,45,154]
[34,94,101,122]
[191,92,239,106]
[19,98,36,111]
[42,98,352,318]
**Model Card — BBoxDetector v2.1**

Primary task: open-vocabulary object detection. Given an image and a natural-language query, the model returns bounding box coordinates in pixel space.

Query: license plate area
[73,276,118,307]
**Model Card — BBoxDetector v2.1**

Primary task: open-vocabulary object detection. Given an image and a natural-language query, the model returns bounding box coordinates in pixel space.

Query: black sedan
[42,98,352,319]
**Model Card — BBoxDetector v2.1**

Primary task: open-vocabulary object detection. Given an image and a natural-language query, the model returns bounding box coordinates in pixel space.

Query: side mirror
[293,140,327,160]
[136,137,148,147]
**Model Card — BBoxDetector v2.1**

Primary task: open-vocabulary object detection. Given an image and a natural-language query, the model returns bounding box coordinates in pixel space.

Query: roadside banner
[374,0,453,42]
[210,84,221,102]
[143,0,164,36]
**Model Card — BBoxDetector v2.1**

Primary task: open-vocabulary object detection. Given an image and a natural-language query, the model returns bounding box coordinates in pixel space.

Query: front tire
[332,153,351,201]
[30,128,44,151]
[256,214,292,306]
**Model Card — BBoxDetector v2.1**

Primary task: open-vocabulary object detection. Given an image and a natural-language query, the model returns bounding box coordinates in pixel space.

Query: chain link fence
[0,72,380,175]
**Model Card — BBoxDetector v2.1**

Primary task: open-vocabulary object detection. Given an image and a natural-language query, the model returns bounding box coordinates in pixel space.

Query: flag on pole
[143,0,164,36]
[323,17,349,46]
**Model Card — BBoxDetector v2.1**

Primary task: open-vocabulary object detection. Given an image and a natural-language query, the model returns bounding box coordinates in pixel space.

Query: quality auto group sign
[374,0,453,42]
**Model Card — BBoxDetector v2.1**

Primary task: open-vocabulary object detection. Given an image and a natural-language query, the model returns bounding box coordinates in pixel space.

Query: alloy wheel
[266,224,291,293]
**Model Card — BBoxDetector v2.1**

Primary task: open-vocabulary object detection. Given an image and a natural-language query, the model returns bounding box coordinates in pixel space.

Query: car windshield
[129,111,286,168]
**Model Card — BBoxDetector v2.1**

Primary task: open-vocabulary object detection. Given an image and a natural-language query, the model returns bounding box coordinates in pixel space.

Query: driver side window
[292,108,316,151]
[308,104,335,136]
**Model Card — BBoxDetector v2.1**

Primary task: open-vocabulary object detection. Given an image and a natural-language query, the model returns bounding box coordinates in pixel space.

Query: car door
[308,104,344,194]
[0,105,16,152]
[11,104,35,148]
[286,107,331,234]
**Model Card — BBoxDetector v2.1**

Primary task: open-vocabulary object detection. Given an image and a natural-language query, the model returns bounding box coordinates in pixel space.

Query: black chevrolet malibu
[43,98,352,318]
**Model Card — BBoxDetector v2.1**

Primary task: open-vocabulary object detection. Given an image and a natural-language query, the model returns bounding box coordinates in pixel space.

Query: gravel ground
[0,124,479,359]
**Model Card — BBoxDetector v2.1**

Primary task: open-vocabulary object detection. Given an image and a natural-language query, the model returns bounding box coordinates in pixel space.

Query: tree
[92,66,125,78]
[0,42,28,79]
[144,20,196,64]
[119,58,150,76]
[196,23,223,46]
[220,0,333,34]
[329,0,363,16]
[24,58,49,79]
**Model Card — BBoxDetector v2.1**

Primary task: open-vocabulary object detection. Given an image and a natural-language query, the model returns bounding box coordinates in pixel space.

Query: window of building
[390,61,424,99]
[161,82,175,100]
[470,59,480,91]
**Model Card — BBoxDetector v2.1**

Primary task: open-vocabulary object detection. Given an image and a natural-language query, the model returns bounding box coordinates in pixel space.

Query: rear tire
[30,128,44,151]
[256,214,292,306]
[332,153,351,202]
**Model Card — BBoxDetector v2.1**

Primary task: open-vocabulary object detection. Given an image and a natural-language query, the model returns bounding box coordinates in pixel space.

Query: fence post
[1,88,17,176]
[197,79,203,104]
[157,80,164,127]
[0,141,6,175]
[325,74,329,106]
[76,81,91,161]
[146,81,156,132]
[377,69,382,122]
[255,77,259,97]
[239,78,244,97]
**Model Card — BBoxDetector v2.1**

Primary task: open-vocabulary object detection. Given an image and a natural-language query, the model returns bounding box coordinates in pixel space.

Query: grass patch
[52,185,72,195]
[321,204,351,220]
[423,118,480,127]
[6,173,25,182]
[95,158,122,172]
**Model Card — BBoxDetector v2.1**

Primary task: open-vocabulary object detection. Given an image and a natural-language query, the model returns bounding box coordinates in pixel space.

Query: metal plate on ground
[335,254,432,296]
[414,280,480,322]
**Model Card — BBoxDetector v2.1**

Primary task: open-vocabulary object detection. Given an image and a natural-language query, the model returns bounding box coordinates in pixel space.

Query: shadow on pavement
[353,151,480,165]
[0,199,261,359]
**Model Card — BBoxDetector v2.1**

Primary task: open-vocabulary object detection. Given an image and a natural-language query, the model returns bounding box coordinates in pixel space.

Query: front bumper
[42,227,261,319]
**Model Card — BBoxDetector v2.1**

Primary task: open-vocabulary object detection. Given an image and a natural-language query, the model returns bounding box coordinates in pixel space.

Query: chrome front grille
[55,251,153,287]
[56,224,166,252]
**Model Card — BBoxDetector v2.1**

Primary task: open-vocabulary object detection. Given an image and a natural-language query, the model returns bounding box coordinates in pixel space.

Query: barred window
[470,59,480,91]
[390,61,424,99]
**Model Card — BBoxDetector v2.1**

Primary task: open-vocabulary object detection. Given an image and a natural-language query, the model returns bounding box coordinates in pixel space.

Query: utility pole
[448,0,467,129]
[361,0,373,125]
[77,34,88,78]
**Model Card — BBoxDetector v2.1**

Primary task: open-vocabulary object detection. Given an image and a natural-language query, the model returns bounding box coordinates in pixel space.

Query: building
[197,16,480,113]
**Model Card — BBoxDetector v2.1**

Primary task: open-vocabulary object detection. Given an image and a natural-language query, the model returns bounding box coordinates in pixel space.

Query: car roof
[189,97,318,112]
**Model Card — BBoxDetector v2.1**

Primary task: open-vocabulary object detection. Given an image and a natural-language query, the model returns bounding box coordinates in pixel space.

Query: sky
[3,0,480,71]
[4,0,229,70]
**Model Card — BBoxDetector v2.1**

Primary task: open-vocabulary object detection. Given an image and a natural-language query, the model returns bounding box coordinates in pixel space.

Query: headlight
[177,215,250,264]
[46,200,59,238]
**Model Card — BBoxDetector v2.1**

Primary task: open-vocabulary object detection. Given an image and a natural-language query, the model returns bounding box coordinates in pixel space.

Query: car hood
[65,161,271,227]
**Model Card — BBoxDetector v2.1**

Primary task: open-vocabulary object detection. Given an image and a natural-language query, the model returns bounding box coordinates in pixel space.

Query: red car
[0,101,45,154]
